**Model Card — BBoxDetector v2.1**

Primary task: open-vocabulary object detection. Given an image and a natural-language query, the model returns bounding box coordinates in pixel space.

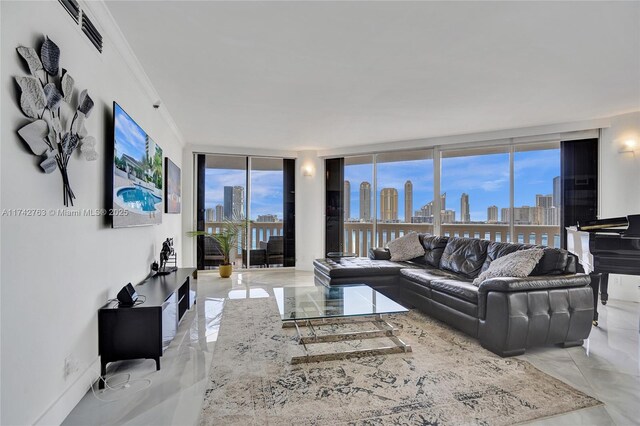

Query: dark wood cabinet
[98,268,196,387]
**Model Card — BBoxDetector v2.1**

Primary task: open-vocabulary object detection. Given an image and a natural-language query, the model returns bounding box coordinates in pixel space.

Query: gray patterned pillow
[386,232,425,262]
[473,248,544,285]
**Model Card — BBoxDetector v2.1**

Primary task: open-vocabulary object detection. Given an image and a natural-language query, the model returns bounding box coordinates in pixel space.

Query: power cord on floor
[89,373,152,403]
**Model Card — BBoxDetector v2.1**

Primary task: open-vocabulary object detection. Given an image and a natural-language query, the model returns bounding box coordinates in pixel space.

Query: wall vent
[58,0,80,23]
[81,11,103,53]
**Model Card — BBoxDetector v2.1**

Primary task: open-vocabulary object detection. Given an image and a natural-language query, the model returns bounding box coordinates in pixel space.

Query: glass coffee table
[275,284,412,364]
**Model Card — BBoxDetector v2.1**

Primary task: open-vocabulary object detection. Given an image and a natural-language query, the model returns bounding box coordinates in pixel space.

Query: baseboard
[34,358,100,426]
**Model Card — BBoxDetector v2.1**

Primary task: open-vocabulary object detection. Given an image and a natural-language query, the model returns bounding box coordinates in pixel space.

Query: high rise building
[536,194,553,208]
[553,176,561,207]
[412,193,447,224]
[344,180,351,220]
[461,193,470,223]
[380,188,398,222]
[511,206,544,225]
[404,180,413,223]
[487,205,498,223]
[215,204,224,221]
[206,208,215,222]
[542,207,559,226]
[501,207,510,223]
[441,209,456,223]
[359,182,371,221]
[256,214,278,222]
[223,186,245,219]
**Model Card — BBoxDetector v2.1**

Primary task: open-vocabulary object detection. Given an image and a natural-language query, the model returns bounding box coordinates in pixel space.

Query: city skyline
[204,168,284,220]
[204,148,561,224]
[344,148,561,224]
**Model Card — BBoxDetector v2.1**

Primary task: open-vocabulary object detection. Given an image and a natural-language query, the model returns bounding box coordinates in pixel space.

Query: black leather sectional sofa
[314,236,594,357]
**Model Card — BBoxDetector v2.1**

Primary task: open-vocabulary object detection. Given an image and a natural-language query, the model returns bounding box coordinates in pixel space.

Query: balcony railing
[204,221,284,252]
[204,221,560,261]
[344,222,560,257]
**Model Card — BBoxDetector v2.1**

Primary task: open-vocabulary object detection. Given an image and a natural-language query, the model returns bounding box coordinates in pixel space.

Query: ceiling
[106,1,640,151]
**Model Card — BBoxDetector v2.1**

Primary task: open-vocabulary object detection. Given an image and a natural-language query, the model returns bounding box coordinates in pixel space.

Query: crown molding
[79,0,186,146]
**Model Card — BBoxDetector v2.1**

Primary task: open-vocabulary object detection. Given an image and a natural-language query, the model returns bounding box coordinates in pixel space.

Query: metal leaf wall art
[15,36,98,207]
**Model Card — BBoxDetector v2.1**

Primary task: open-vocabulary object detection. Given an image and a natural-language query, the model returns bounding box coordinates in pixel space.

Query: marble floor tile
[63,270,640,426]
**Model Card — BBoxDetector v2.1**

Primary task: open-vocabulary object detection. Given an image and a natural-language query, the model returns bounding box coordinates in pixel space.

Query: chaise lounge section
[314,236,594,357]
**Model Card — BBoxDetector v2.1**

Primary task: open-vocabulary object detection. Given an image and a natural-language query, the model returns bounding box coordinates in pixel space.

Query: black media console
[98,268,196,388]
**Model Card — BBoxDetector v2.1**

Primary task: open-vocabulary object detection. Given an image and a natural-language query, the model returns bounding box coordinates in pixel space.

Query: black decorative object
[15,36,98,206]
[157,238,177,275]
[116,283,138,307]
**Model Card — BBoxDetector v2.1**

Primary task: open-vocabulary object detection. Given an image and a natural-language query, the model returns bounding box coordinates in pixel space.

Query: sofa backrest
[439,237,490,279]
[481,241,576,276]
[530,247,572,275]
[420,235,449,267]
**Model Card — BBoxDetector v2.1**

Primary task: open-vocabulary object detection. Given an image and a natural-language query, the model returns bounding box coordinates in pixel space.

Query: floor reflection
[63,270,640,426]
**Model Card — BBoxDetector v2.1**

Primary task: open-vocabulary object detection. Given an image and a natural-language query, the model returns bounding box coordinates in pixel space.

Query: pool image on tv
[112,103,163,227]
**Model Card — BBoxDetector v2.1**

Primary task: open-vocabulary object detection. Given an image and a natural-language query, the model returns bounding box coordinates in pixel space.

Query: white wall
[0,1,185,424]
[599,111,640,302]
[295,151,325,270]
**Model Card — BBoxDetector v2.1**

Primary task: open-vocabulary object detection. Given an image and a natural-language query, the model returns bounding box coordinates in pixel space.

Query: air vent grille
[58,0,80,23]
[81,11,103,53]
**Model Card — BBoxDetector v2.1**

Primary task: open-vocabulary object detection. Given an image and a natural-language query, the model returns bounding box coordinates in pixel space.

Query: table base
[283,314,412,364]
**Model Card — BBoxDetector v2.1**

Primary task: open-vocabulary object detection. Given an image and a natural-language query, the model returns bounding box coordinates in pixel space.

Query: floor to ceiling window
[330,140,567,254]
[343,156,374,256]
[201,155,246,269]
[196,154,294,270]
[514,142,561,247]
[440,147,510,242]
[249,157,285,267]
[376,150,433,246]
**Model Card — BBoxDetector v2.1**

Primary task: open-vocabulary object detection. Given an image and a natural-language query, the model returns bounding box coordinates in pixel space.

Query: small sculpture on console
[157,238,178,275]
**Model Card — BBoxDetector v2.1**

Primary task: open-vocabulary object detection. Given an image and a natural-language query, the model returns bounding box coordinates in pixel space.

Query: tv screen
[112,102,163,227]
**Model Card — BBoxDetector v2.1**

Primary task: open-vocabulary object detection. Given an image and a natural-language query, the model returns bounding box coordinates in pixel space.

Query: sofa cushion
[368,247,391,260]
[421,236,449,267]
[430,278,478,304]
[473,248,545,285]
[481,241,522,273]
[400,268,457,286]
[439,237,490,279]
[386,232,426,261]
[313,258,414,279]
[530,248,570,276]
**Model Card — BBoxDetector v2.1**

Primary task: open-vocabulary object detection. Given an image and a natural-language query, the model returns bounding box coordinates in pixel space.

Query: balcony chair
[203,235,225,269]
[259,236,284,267]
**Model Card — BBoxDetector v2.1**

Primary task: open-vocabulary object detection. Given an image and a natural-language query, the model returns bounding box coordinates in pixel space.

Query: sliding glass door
[196,154,294,270]
[249,158,284,267]
[440,146,510,242]
[343,156,373,256]
[376,150,433,246]
[514,142,561,247]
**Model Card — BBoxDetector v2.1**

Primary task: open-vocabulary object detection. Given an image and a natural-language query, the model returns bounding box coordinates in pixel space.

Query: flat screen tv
[112,102,163,227]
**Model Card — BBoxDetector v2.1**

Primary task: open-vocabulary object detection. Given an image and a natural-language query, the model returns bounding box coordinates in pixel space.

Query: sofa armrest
[368,248,391,260]
[478,274,591,294]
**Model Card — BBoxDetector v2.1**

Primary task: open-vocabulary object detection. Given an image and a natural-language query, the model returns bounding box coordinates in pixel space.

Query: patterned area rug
[200,297,600,425]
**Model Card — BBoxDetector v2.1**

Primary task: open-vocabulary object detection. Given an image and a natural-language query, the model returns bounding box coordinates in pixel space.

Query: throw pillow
[472,248,544,285]
[386,232,426,262]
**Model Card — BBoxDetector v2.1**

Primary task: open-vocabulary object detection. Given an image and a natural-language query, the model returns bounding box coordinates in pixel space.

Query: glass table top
[275,284,408,321]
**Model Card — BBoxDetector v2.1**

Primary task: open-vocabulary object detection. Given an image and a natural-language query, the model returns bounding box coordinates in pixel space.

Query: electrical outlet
[63,356,79,379]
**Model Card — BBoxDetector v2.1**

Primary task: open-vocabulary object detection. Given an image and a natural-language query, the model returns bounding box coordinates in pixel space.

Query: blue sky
[114,104,149,162]
[204,149,560,223]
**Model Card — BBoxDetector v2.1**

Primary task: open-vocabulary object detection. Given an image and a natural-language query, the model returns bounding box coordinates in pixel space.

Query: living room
[1,1,639,425]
